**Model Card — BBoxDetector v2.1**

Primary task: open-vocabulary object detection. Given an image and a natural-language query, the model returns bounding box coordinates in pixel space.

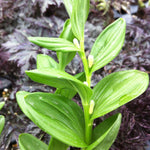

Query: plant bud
[88,55,94,68]
[89,100,95,114]
[83,81,88,86]
[73,38,80,49]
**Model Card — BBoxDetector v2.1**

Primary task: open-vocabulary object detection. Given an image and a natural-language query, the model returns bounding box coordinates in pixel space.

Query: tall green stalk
[79,37,93,146]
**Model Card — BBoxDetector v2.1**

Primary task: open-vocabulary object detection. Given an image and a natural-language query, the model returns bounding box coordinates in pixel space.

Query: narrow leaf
[0,115,5,135]
[48,137,68,150]
[57,19,76,70]
[37,54,58,69]
[0,102,5,110]
[24,92,87,147]
[26,69,92,104]
[90,18,126,73]
[71,0,90,40]
[63,0,73,17]
[91,70,149,120]
[28,37,80,52]
[19,133,48,150]
[87,114,121,150]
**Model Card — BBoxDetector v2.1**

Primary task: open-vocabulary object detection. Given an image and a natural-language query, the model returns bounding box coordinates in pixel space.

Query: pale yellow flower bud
[88,55,94,68]
[89,100,95,114]
[83,81,88,86]
[73,38,80,49]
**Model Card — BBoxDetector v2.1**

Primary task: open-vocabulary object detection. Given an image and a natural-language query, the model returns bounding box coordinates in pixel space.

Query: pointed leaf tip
[27,37,80,52]
[19,133,48,150]
[28,37,34,42]
[90,18,126,73]
[91,70,149,120]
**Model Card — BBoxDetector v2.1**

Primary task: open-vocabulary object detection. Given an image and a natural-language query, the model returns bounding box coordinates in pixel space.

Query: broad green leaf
[57,19,76,70]
[16,91,38,127]
[19,133,48,150]
[37,54,58,69]
[63,0,73,17]
[91,70,149,120]
[0,115,5,135]
[90,18,126,73]
[48,137,68,150]
[26,69,92,104]
[28,37,80,52]
[55,72,86,99]
[24,92,87,148]
[16,91,31,117]
[87,114,121,150]
[71,0,90,40]
[17,92,69,149]
[0,102,5,110]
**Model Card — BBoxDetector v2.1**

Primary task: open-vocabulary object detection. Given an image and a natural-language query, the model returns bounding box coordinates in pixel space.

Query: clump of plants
[16,0,149,150]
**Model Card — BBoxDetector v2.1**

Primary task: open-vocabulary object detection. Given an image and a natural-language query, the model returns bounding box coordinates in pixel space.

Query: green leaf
[91,70,149,120]
[0,115,5,135]
[26,69,92,104]
[90,18,126,73]
[0,102,5,110]
[16,91,31,117]
[48,137,68,150]
[28,37,80,52]
[63,0,73,17]
[37,54,58,69]
[87,114,122,150]
[57,19,76,70]
[60,19,75,41]
[16,93,68,150]
[71,0,90,40]
[19,133,48,150]
[24,92,87,148]
[55,72,86,99]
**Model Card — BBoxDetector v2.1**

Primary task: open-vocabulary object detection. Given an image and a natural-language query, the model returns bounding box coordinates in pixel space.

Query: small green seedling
[16,0,149,150]
[0,102,5,135]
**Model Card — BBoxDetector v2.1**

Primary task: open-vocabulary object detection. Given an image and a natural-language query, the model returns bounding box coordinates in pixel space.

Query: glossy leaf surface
[0,115,5,135]
[37,54,58,69]
[16,91,31,117]
[63,0,73,17]
[48,137,68,150]
[87,114,121,150]
[24,92,87,147]
[90,18,126,73]
[28,37,80,52]
[71,0,90,40]
[19,133,48,150]
[57,19,76,70]
[26,69,92,104]
[0,102,5,110]
[91,70,149,120]
[55,72,86,99]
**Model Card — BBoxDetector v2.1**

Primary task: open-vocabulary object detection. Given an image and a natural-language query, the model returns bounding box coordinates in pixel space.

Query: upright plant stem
[80,37,93,146]
[80,38,91,86]
[83,103,93,145]
[58,52,65,71]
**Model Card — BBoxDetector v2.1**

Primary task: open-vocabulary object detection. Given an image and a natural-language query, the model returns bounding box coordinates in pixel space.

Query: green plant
[16,0,149,150]
[0,102,5,135]
[95,0,109,15]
